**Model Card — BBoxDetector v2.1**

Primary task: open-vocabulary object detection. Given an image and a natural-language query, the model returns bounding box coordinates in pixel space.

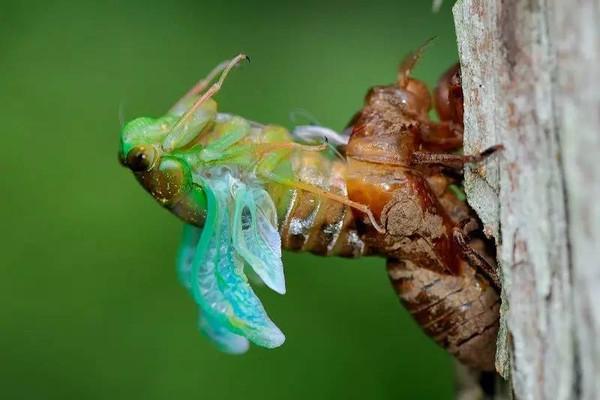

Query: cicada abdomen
[276,150,368,258]
[344,55,501,370]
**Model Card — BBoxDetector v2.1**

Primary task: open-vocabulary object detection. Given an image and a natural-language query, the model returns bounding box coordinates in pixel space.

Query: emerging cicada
[119,49,501,370]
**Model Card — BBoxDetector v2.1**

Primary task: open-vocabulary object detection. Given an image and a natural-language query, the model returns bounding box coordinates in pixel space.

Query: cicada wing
[177,222,245,351]
[179,223,250,353]
[176,224,202,291]
[243,265,266,288]
[190,174,285,349]
[199,312,249,355]
[232,185,286,294]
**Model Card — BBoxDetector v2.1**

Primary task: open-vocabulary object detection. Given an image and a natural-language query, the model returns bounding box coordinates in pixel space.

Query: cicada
[119,50,501,370]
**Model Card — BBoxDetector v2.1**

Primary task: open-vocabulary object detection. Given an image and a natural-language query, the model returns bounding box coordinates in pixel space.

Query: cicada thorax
[345,65,500,371]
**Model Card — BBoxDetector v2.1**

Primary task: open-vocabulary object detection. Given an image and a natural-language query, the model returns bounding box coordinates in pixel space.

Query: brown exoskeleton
[344,48,501,371]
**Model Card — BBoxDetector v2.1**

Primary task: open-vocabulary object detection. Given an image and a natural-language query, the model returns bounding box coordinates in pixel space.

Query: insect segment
[119,55,379,353]
[344,48,500,371]
[119,51,501,370]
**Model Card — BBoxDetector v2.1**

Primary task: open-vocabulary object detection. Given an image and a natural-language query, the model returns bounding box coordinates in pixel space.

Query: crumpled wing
[232,185,285,294]
[198,312,249,354]
[176,223,202,291]
[177,172,285,350]
[177,224,249,353]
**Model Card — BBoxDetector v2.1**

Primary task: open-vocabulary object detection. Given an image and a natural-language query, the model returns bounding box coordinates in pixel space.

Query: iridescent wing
[177,224,249,353]
[232,184,285,294]
[198,310,250,354]
[176,223,201,291]
[177,169,285,352]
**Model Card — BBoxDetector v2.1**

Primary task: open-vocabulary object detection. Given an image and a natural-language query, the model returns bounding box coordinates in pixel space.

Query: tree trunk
[452,1,600,399]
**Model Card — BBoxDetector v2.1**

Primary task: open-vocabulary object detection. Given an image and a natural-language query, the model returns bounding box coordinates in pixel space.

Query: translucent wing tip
[260,269,286,295]
[265,331,286,349]
[215,334,250,355]
[199,314,251,354]
[272,281,286,295]
[250,325,286,349]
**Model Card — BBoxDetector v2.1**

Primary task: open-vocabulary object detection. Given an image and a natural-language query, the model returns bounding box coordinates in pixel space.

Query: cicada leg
[261,170,385,234]
[411,144,504,171]
[264,173,385,233]
[162,54,249,152]
[252,141,328,156]
[197,116,252,162]
[397,37,435,88]
[171,54,249,133]
[170,59,233,112]
[453,226,500,289]
[418,121,464,152]
[254,144,386,233]
[169,60,231,112]
[204,138,327,167]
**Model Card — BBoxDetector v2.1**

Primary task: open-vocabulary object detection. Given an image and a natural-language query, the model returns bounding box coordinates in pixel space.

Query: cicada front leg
[414,62,465,152]
[170,59,234,113]
[417,121,464,151]
[453,225,501,289]
[412,63,503,169]
[253,140,386,234]
[162,54,249,152]
[411,144,504,171]
[170,54,249,113]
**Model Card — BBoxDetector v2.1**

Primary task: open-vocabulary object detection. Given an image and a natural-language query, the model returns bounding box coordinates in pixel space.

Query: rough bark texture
[453,0,599,399]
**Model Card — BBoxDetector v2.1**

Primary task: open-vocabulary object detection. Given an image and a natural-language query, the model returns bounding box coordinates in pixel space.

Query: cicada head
[118,99,218,227]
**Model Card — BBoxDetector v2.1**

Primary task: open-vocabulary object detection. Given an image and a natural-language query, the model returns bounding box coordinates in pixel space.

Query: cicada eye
[126,145,158,172]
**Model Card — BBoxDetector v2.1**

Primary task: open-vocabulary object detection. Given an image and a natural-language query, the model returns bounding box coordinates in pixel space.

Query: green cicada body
[119,55,375,353]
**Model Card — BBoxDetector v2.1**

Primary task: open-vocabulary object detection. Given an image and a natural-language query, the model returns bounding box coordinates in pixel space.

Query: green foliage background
[0,1,458,398]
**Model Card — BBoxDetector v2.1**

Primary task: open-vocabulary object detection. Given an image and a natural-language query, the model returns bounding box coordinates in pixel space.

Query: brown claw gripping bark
[345,51,501,371]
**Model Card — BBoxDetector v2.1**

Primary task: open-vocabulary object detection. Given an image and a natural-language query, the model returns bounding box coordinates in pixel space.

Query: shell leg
[411,145,504,171]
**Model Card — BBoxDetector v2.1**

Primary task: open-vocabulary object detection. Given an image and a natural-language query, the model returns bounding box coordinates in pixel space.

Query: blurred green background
[0,1,459,399]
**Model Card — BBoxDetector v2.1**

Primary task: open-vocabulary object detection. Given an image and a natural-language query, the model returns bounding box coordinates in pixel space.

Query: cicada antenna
[169,59,232,112]
[397,37,437,88]
[118,99,127,129]
[432,0,444,12]
[170,54,249,134]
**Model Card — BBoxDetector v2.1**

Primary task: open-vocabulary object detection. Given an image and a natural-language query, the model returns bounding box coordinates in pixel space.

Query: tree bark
[452,1,599,399]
